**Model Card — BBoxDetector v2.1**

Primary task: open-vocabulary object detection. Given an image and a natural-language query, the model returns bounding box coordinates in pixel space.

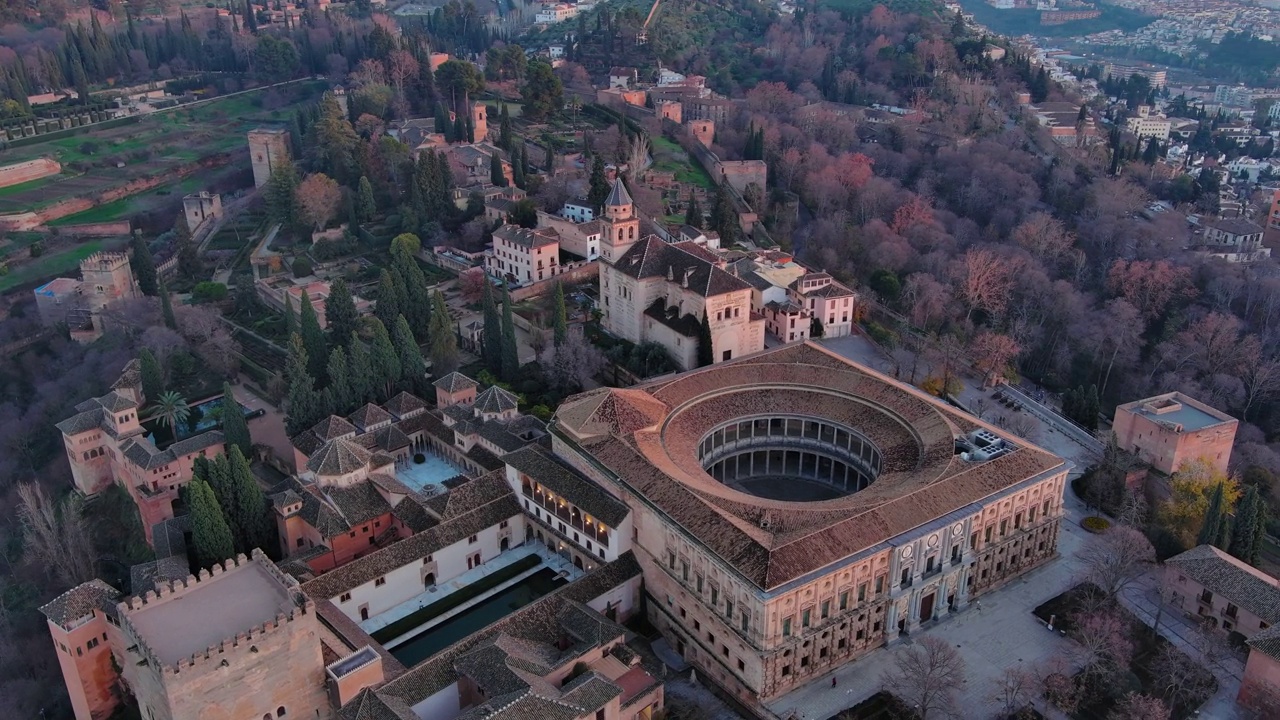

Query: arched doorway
[573,555,584,570]
[424,572,435,586]
[500,537,510,551]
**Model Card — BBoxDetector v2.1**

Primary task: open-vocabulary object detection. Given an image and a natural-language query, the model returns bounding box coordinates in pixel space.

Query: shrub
[191,281,228,303]
[921,374,963,398]
[863,321,897,347]
[1081,516,1111,533]
[414,453,425,464]
[28,240,43,257]
[291,257,312,278]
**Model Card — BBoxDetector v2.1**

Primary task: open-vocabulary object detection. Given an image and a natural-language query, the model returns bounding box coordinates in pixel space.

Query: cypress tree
[375,269,401,329]
[1230,486,1261,564]
[552,281,568,346]
[299,292,328,385]
[587,154,608,210]
[139,348,164,402]
[324,277,358,349]
[347,332,375,405]
[697,312,714,367]
[1198,482,1226,548]
[226,445,272,555]
[368,318,402,400]
[684,192,702,229]
[220,382,252,458]
[158,280,178,330]
[428,290,459,375]
[513,151,526,190]
[357,176,377,221]
[283,292,297,337]
[392,314,425,391]
[490,152,507,187]
[499,103,513,150]
[1252,501,1269,567]
[189,478,235,570]
[285,333,321,435]
[326,346,353,415]
[482,281,502,373]
[500,284,519,381]
[130,234,159,296]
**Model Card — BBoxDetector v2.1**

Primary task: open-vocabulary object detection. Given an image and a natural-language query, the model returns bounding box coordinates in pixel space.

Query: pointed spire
[606,177,633,208]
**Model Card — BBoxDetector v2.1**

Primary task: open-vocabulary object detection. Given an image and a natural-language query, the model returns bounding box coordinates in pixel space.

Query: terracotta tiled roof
[553,341,1064,590]
[383,391,427,419]
[503,445,630,527]
[313,415,358,440]
[437,368,481,392]
[555,388,668,439]
[475,386,520,415]
[56,407,107,435]
[1248,624,1280,661]
[40,580,121,628]
[1167,545,1280,624]
[494,225,559,249]
[611,236,750,298]
[605,178,632,207]
[301,488,522,599]
[292,429,324,456]
[307,438,374,476]
[349,403,395,431]
[119,431,225,471]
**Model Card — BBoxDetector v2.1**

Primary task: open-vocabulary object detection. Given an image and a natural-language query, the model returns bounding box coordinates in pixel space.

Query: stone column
[934,577,950,619]
[885,603,900,645]
[905,591,922,633]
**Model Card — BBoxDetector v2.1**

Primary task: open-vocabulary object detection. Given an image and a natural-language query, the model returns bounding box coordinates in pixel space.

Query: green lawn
[0,232,44,260]
[650,135,715,189]
[46,198,133,226]
[0,175,58,199]
[0,239,128,293]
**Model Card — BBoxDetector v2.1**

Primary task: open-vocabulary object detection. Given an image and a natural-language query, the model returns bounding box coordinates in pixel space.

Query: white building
[787,272,858,338]
[534,3,577,23]
[1126,107,1172,141]
[485,225,562,285]
[561,198,596,223]
[1194,218,1271,263]
[597,180,765,369]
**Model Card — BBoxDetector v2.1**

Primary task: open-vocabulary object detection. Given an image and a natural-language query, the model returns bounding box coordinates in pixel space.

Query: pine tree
[265,161,300,230]
[368,318,402,400]
[357,176,377,222]
[130,234,159,296]
[697,311,714,367]
[1198,482,1226,548]
[326,346,353,415]
[500,284,519,381]
[139,348,164,402]
[220,382,252,457]
[1229,486,1261,564]
[552,281,568,346]
[347,333,375,405]
[324,278,359,349]
[159,280,177,330]
[684,192,702,229]
[299,292,328,385]
[428,290,459,375]
[482,281,502,373]
[285,333,321,435]
[189,478,235,570]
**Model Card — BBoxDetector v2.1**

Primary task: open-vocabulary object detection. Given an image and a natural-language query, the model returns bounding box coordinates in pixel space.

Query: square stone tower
[248,127,291,188]
[80,252,139,312]
[472,102,489,142]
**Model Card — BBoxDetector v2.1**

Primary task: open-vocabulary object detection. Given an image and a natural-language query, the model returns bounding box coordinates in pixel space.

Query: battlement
[81,252,130,273]
[120,550,311,675]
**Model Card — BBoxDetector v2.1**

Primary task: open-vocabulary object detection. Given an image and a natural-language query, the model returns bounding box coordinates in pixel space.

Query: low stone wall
[509,261,598,301]
[0,157,60,188]
[55,220,132,237]
[0,211,42,232]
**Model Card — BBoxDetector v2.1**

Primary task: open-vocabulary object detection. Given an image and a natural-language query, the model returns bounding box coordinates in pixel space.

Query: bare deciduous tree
[1107,692,1169,720]
[992,666,1037,716]
[1077,525,1155,599]
[1070,610,1133,679]
[1149,645,1215,710]
[1000,412,1039,441]
[880,635,966,719]
[1039,655,1083,713]
[17,483,96,587]
[542,332,606,393]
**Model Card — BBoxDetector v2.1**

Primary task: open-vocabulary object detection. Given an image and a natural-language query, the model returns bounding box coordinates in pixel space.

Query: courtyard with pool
[396,450,467,497]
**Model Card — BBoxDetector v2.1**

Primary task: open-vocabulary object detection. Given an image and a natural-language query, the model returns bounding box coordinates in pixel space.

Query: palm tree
[150,391,190,431]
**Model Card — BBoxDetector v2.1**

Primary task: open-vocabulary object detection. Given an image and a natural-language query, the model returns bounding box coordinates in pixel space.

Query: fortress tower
[248,127,291,188]
[116,551,331,720]
[41,581,124,720]
[599,178,641,264]
[80,252,139,313]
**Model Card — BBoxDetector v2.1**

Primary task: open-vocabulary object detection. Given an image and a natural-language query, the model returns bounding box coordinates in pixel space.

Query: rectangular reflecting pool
[389,567,567,666]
